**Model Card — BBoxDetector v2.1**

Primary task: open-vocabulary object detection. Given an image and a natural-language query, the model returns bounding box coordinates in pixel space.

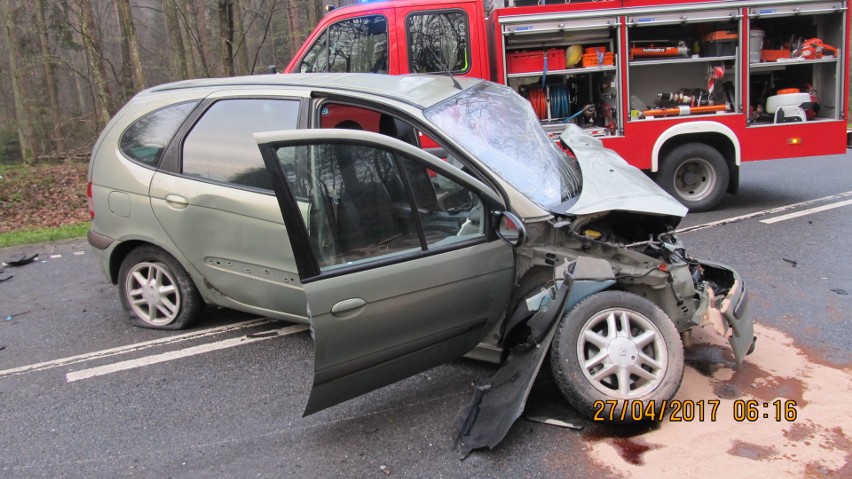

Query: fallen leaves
[0,161,89,233]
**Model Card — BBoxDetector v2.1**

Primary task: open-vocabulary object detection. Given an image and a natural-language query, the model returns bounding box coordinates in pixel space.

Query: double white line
[0,318,308,382]
[677,190,852,234]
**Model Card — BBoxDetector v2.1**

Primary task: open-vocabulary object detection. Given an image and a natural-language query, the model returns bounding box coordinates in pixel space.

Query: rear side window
[120,101,198,167]
[407,11,469,73]
[182,99,300,190]
[299,16,388,74]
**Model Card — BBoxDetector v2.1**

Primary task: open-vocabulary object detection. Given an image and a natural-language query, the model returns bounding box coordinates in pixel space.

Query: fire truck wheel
[658,143,729,212]
[550,290,684,423]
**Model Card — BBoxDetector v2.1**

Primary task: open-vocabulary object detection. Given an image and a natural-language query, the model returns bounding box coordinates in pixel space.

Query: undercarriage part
[455,258,615,458]
[454,280,570,459]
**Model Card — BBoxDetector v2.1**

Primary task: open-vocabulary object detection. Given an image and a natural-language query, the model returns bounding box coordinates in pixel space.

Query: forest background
[0,0,353,242]
[0,1,850,242]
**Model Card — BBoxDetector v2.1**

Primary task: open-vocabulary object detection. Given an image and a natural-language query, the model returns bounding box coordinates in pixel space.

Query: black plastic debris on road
[3,253,39,267]
[830,288,849,295]
[782,258,798,267]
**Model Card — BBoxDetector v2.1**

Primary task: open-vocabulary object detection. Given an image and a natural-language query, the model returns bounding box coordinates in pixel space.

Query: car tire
[657,143,729,212]
[550,290,684,423]
[118,245,203,330]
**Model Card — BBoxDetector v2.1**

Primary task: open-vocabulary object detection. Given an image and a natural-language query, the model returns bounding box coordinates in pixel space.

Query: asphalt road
[1,151,850,478]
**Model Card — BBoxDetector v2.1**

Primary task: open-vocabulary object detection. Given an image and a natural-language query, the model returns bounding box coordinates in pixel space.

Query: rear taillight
[87,182,94,219]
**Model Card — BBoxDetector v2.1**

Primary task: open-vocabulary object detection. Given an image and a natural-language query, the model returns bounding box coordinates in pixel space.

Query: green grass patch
[0,223,89,248]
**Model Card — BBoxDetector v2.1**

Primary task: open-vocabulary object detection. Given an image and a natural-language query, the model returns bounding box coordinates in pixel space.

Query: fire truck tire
[550,290,684,423]
[658,143,729,212]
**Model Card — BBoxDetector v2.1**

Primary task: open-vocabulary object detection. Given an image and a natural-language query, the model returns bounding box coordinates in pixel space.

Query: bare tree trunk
[305,0,317,33]
[286,0,300,57]
[218,0,234,76]
[114,1,134,102]
[3,0,38,162]
[78,0,114,124]
[60,0,95,128]
[35,0,61,154]
[248,0,279,74]
[232,0,250,75]
[163,0,189,79]
[116,0,145,91]
[194,0,213,76]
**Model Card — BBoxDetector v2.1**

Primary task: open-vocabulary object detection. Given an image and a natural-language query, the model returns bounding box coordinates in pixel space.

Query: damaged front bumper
[697,260,755,367]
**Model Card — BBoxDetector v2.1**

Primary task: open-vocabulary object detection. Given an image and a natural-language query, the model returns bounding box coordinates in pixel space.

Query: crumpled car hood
[557,125,688,218]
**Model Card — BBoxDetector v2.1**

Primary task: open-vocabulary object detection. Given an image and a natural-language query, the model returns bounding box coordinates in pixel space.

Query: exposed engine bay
[456,126,754,457]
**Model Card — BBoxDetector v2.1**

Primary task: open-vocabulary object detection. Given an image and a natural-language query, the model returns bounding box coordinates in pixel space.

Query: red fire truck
[285,0,850,211]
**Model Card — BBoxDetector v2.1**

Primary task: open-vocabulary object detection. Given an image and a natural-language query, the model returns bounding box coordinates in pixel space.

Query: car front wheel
[118,246,203,330]
[550,290,684,422]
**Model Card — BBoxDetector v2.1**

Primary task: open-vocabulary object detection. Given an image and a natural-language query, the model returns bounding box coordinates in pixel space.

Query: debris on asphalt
[0,274,12,283]
[4,311,30,321]
[830,288,849,295]
[3,253,39,267]
[379,465,391,475]
[782,258,798,267]
[525,415,584,430]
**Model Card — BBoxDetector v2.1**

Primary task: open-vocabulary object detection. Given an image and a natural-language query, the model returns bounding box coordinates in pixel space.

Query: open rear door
[256,129,515,414]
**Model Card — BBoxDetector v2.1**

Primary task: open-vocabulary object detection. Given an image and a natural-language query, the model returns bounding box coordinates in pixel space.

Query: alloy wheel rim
[576,308,668,398]
[126,261,181,326]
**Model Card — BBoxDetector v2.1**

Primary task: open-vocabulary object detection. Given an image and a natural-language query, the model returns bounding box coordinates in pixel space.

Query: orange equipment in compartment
[702,31,738,56]
[795,38,838,59]
[630,41,689,60]
[642,104,729,118]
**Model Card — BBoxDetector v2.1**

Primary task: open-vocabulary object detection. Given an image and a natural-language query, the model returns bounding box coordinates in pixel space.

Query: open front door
[257,129,515,415]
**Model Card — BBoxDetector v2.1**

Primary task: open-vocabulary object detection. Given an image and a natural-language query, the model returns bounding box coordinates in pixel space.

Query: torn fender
[454,258,616,458]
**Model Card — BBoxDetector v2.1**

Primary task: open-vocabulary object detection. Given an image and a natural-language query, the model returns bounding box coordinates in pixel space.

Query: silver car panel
[148,173,308,319]
[560,125,688,217]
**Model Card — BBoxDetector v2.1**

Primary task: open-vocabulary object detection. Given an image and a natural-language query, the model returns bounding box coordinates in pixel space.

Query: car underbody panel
[454,258,616,457]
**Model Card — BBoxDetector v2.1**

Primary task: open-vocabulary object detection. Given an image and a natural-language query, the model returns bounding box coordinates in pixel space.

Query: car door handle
[165,194,189,209]
[331,298,366,316]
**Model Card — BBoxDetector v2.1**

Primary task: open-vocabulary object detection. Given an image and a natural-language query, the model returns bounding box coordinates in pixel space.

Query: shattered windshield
[424,82,582,210]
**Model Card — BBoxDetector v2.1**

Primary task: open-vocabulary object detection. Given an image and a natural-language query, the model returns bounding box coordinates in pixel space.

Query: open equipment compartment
[500,14,623,137]
[747,2,846,125]
[625,7,742,121]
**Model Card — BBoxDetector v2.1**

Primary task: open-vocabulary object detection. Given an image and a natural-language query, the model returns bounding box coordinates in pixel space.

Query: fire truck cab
[286,0,850,212]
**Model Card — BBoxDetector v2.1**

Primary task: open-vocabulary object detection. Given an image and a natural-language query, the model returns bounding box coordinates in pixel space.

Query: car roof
[144,73,483,110]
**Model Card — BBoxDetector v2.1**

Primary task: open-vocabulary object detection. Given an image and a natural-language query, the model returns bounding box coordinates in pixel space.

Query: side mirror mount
[265,65,278,74]
[496,211,526,247]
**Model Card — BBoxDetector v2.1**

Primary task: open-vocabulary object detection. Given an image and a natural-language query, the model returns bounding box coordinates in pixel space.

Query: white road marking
[759,198,852,224]
[0,317,282,379]
[66,325,308,382]
[676,190,852,234]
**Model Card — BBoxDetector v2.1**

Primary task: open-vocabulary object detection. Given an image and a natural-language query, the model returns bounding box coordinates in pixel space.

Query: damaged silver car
[88,73,754,456]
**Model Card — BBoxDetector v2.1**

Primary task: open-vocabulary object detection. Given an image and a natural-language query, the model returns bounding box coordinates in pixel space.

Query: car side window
[274,142,484,271]
[300,16,388,74]
[182,99,300,190]
[120,101,198,167]
[407,11,470,73]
